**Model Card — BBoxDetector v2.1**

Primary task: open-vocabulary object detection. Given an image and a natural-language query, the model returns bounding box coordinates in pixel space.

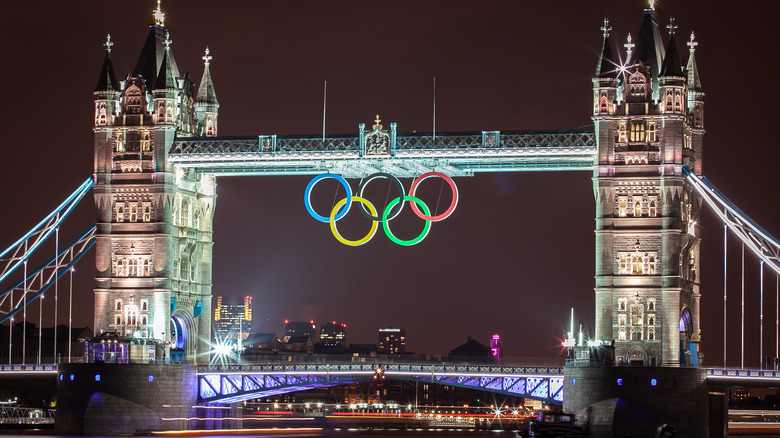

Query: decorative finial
[104,34,113,54]
[202,47,212,66]
[163,32,172,51]
[624,33,635,60]
[600,18,612,38]
[153,0,166,27]
[667,17,678,36]
[687,32,698,53]
[372,114,383,131]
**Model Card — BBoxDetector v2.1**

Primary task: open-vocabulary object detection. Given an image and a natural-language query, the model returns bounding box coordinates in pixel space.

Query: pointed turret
[595,19,618,79]
[94,34,121,126]
[660,20,683,77]
[95,35,119,93]
[629,7,665,77]
[152,33,179,125]
[134,0,179,91]
[685,32,702,92]
[195,47,219,137]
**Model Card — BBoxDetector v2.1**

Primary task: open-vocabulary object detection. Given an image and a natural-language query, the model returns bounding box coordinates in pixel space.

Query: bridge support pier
[55,363,197,436]
[563,366,715,437]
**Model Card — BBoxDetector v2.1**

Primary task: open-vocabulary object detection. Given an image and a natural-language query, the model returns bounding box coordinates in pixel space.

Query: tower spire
[104,34,113,54]
[195,46,219,136]
[594,18,617,78]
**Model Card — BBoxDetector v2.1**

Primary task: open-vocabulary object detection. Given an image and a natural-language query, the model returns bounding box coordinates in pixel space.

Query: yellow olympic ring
[329,196,378,247]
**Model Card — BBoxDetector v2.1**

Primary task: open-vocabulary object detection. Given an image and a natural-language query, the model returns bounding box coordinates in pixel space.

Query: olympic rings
[357,173,405,221]
[329,196,378,246]
[408,172,459,222]
[304,172,459,246]
[382,196,431,246]
[304,173,352,222]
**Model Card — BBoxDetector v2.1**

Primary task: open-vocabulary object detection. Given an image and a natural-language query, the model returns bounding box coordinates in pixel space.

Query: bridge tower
[91,3,219,362]
[592,6,705,366]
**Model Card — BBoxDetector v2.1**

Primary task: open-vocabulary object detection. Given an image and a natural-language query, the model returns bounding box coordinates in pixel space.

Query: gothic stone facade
[592,9,705,366]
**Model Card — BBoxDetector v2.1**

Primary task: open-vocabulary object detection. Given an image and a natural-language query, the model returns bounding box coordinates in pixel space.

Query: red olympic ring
[408,172,459,222]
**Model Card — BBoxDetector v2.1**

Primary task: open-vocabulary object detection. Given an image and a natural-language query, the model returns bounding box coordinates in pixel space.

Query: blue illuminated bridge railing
[170,129,596,178]
[196,363,566,405]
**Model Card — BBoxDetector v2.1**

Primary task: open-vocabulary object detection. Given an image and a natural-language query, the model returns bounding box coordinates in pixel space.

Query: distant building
[490,334,502,362]
[284,320,316,343]
[320,321,347,348]
[377,327,406,354]
[213,296,252,341]
[447,336,493,363]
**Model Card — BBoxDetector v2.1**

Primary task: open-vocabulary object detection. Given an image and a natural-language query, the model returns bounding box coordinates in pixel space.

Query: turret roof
[629,9,665,77]
[94,51,119,93]
[661,33,684,77]
[135,25,180,90]
[154,36,178,91]
[196,48,219,106]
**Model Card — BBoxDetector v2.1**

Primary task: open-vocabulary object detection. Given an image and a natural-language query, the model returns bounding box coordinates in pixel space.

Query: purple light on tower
[490,334,502,363]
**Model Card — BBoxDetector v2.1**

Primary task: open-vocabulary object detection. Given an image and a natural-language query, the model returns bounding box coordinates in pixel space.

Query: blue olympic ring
[304,173,353,222]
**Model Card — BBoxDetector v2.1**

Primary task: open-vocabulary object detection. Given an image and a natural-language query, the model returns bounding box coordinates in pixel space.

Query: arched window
[125,305,138,326]
[142,258,150,276]
[128,259,138,277]
[116,206,124,222]
[618,198,627,217]
[618,123,627,143]
[97,103,107,125]
[130,205,137,222]
[618,314,627,326]
[665,91,673,111]
[634,200,642,217]
[115,316,122,325]
[141,133,151,151]
[647,122,657,142]
[648,328,655,341]
[116,259,125,277]
[143,204,151,222]
[629,121,645,142]
[632,255,644,275]
[141,300,148,311]
[157,103,165,121]
[115,300,122,311]
[166,104,174,123]
[648,315,655,326]
[694,108,702,126]
[141,315,148,326]
[649,199,657,217]
[180,199,190,227]
[619,330,627,341]
[648,299,656,311]
[600,95,608,113]
[674,91,683,112]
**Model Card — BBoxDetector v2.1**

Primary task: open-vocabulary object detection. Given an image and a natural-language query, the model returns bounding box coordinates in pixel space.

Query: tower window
[633,200,642,217]
[116,206,124,222]
[141,133,151,151]
[143,203,152,222]
[647,122,657,142]
[115,315,122,326]
[600,94,608,113]
[130,205,138,222]
[618,123,627,143]
[649,199,657,217]
[665,91,673,112]
[128,259,138,276]
[648,328,655,341]
[648,314,655,326]
[618,314,627,326]
[674,91,683,112]
[618,197,627,217]
[629,121,645,142]
[618,298,627,311]
[619,330,627,341]
[631,329,642,341]
[618,251,659,276]
[648,298,656,311]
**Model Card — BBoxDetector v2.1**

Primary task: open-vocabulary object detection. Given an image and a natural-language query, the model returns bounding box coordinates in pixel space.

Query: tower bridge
[0,1,779,436]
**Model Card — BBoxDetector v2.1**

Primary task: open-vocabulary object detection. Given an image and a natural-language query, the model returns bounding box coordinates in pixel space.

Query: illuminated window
[631,304,643,326]
[116,205,124,222]
[665,91,673,111]
[143,203,151,222]
[128,259,138,276]
[97,103,107,125]
[647,122,656,142]
[631,254,644,275]
[125,304,138,326]
[628,72,647,102]
[157,103,165,121]
[141,133,151,151]
[618,123,627,143]
[600,94,608,113]
[634,200,642,217]
[166,104,174,123]
[618,330,627,341]
[206,118,215,136]
[674,91,682,112]
[631,329,642,341]
[618,197,627,217]
[619,251,658,275]
[130,205,138,222]
[648,328,655,341]
[629,121,645,142]
[115,259,125,277]
[649,199,657,217]
[142,258,150,277]
[115,135,124,152]
[648,299,656,311]
[618,298,627,311]
[618,314,627,326]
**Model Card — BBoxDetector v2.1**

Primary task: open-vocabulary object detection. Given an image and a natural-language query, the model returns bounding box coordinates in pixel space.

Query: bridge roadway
[169,130,596,177]
[4,363,778,405]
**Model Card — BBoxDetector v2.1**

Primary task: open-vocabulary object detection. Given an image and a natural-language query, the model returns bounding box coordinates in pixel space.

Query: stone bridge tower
[592,6,705,366]
[92,3,219,362]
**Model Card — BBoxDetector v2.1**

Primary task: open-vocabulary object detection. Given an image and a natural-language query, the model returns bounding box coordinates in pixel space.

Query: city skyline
[1,0,778,362]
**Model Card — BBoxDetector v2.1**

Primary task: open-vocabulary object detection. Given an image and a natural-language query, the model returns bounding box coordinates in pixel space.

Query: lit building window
[618,298,627,311]
[130,205,138,222]
[116,205,125,222]
[631,329,642,341]
[618,251,658,275]
[125,304,138,326]
[143,203,152,222]
[618,330,627,341]
[128,259,138,276]
[649,199,657,217]
[633,200,642,217]
[629,121,645,142]
[618,197,627,217]
[647,122,656,142]
[600,94,608,113]
[618,314,627,326]
[674,91,683,112]
[618,123,627,143]
[141,133,151,151]
[665,91,673,112]
[631,304,643,326]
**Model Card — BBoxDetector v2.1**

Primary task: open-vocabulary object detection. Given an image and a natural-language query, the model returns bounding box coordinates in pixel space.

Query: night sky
[2,1,778,365]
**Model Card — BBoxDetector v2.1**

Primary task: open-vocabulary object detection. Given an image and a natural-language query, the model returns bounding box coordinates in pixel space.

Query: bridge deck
[170,130,596,178]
